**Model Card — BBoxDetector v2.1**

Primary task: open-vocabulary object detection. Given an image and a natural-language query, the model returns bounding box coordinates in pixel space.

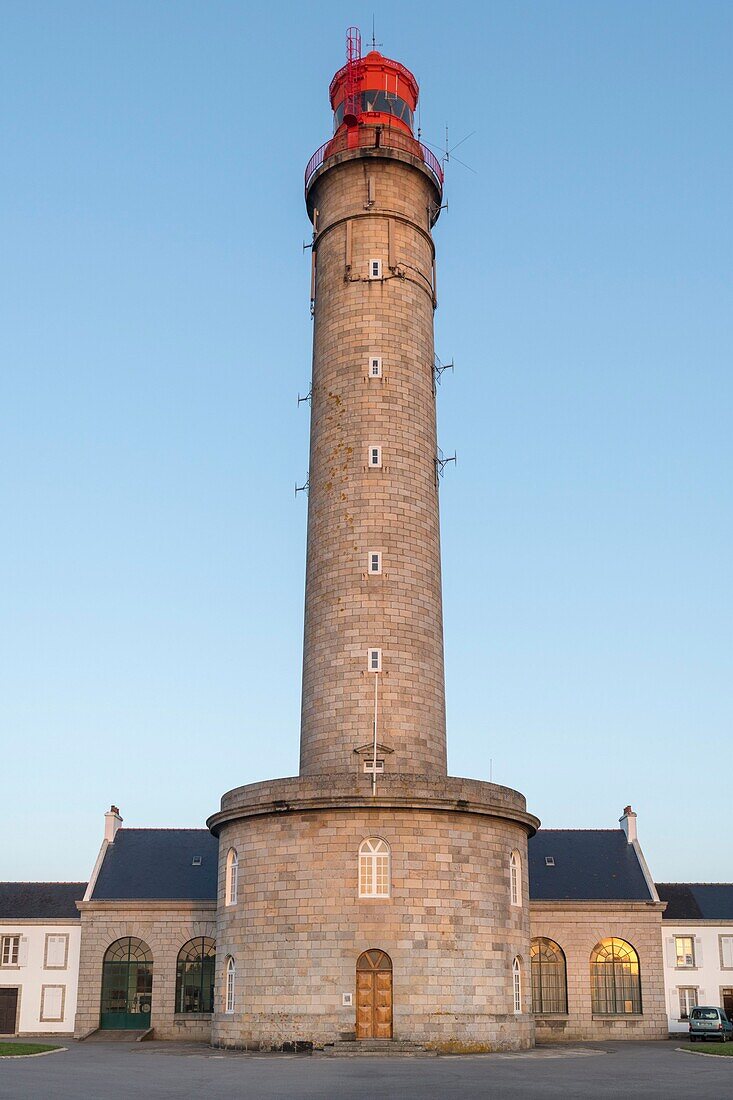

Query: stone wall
[213,801,534,1052]
[300,150,447,777]
[74,901,216,1040]
[530,901,668,1041]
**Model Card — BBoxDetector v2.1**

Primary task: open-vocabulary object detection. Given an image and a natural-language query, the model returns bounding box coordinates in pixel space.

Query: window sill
[173,1013,213,1020]
[535,1014,569,1019]
[592,1014,643,1020]
[0,965,21,971]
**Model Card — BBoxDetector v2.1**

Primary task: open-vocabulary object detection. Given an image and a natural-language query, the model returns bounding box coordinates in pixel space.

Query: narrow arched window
[224,956,235,1014]
[590,938,641,1015]
[530,938,568,1014]
[510,850,521,906]
[225,848,238,906]
[512,956,522,1014]
[175,937,215,1014]
[358,838,391,898]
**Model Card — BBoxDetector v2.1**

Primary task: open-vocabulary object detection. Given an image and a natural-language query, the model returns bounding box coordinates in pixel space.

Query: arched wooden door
[356,950,393,1039]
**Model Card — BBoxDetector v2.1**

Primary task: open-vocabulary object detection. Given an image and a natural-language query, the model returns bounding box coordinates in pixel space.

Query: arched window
[225,956,235,1014]
[100,937,153,1029]
[225,848,238,906]
[358,838,391,898]
[510,850,521,906]
[590,938,641,1015]
[175,937,215,1014]
[512,956,522,1014]
[530,938,568,1014]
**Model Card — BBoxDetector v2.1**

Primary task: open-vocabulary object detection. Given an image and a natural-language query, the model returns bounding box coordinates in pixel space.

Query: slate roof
[528,829,653,902]
[0,882,86,919]
[91,829,218,901]
[656,883,733,921]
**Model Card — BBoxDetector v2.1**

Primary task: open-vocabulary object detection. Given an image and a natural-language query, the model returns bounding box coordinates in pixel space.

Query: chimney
[104,805,123,843]
[619,805,637,844]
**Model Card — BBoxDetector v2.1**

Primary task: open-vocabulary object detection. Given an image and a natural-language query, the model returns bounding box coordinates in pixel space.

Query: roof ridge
[532,828,620,834]
[0,881,87,886]
[118,827,212,832]
[657,881,733,887]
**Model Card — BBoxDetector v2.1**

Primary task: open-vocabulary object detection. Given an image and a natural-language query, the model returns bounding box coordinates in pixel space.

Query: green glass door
[100,937,153,1029]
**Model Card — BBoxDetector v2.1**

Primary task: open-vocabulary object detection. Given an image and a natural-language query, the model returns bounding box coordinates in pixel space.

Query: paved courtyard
[0,1039,731,1099]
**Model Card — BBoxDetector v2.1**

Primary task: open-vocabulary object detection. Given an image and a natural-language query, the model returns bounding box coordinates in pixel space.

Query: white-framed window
[369,259,382,279]
[40,984,65,1023]
[44,933,69,970]
[225,956,236,1013]
[368,551,382,575]
[358,838,391,898]
[678,987,698,1020]
[368,446,382,468]
[368,648,382,672]
[369,356,382,378]
[510,850,521,907]
[675,936,695,968]
[512,957,522,1014]
[720,935,733,969]
[1,935,20,967]
[225,847,238,906]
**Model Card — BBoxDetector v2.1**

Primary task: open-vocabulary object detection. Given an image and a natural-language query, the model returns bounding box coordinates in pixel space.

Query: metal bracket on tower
[302,238,314,251]
[295,475,310,497]
[435,449,457,485]
[297,389,312,407]
[433,354,455,388]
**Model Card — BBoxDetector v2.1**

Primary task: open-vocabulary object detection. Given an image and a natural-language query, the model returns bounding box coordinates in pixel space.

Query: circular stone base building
[209,777,538,1051]
[207,34,539,1052]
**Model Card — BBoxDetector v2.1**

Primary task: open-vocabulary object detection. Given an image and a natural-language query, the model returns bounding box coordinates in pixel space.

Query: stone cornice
[208,774,539,838]
[77,900,216,914]
[530,899,667,913]
[0,918,80,926]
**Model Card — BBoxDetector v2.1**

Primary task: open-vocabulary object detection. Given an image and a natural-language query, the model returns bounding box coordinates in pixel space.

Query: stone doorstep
[323,1039,437,1057]
[83,1028,153,1043]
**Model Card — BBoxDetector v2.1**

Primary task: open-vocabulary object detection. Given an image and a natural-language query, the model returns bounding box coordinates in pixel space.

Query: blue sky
[1,1,731,883]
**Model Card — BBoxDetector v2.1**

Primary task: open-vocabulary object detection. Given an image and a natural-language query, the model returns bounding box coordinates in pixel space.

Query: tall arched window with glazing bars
[509,850,521,906]
[590,938,641,1015]
[225,848,238,906]
[358,838,391,898]
[530,938,568,1014]
[175,937,216,1014]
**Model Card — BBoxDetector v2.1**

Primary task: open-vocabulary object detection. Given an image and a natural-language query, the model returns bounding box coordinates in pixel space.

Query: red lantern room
[305,27,443,197]
[329,29,420,139]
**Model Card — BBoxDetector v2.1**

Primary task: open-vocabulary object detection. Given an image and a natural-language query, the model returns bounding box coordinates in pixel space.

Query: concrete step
[324,1039,436,1057]
[84,1028,151,1042]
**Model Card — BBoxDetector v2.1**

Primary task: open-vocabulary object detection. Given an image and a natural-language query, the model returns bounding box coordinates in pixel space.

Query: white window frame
[512,957,522,1014]
[1,935,20,967]
[368,648,382,673]
[369,258,382,279]
[225,848,238,906]
[678,986,698,1020]
[510,850,521,907]
[225,956,236,1014]
[44,933,69,970]
[675,935,695,968]
[358,838,391,898]
[369,356,383,378]
[368,445,382,468]
[720,935,733,969]
[368,551,382,575]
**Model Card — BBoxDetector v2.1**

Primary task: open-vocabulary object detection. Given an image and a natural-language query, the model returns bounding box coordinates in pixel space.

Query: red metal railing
[305,126,444,194]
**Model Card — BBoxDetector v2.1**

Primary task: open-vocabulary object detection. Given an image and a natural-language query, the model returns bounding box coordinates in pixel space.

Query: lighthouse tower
[209,30,538,1052]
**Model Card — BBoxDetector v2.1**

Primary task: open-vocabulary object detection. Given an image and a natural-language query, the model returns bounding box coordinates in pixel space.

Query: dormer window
[545,856,555,867]
[191,856,202,867]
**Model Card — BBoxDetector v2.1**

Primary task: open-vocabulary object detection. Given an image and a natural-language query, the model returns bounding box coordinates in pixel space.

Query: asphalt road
[0,1040,730,1099]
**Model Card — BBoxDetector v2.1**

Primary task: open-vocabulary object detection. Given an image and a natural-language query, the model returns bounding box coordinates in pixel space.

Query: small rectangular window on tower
[369,259,382,279]
[368,551,382,575]
[368,648,382,672]
[369,356,382,378]
[368,446,382,468]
